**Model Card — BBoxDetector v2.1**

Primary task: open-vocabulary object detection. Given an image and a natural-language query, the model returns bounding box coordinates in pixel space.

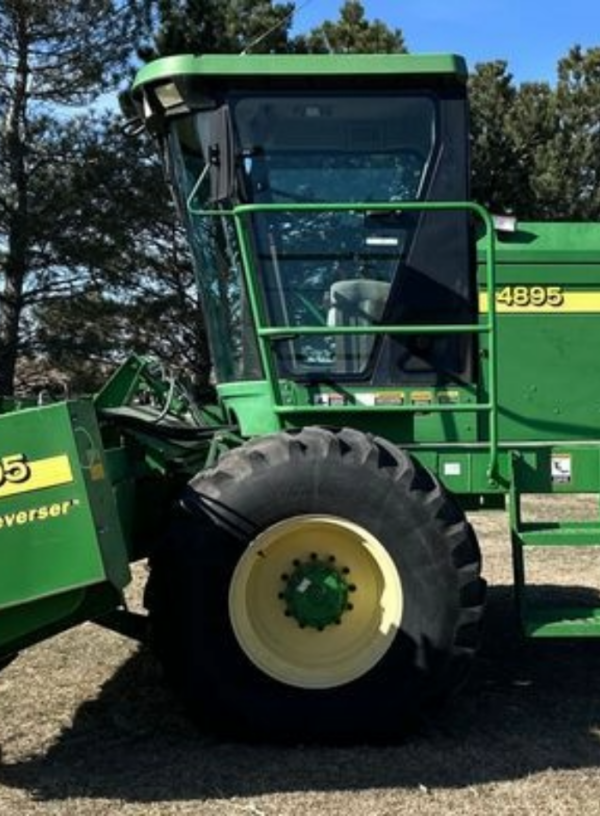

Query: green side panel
[519,520,600,546]
[481,222,600,265]
[217,380,281,435]
[0,400,130,614]
[495,312,600,441]
[524,607,600,638]
[69,400,131,589]
[0,589,85,647]
[217,379,483,444]
[477,222,600,444]
[0,583,123,655]
[133,53,467,91]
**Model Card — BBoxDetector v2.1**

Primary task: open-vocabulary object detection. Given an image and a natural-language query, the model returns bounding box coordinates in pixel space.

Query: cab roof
[133,53,468,92]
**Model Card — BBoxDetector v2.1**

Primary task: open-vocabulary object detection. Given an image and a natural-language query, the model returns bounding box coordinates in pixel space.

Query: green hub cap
[281,555,352,629]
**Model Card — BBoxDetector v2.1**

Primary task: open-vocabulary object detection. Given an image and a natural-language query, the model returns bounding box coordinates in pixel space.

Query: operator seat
[327,279,391,373]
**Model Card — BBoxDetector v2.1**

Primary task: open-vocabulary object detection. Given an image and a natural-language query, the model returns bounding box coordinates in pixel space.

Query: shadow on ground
[1,585,599,802]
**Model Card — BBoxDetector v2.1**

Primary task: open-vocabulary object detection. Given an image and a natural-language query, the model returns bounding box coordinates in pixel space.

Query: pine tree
[539,46,600,219]
[468,61,521,215]
[0,0,142,395]
[294,0,406,54]
[140,0,294,58]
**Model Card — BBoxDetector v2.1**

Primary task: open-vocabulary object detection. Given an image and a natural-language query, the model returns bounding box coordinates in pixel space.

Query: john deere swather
[2,53,600,740]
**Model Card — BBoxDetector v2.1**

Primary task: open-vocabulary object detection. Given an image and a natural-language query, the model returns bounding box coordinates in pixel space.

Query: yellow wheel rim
[228,515,403,689]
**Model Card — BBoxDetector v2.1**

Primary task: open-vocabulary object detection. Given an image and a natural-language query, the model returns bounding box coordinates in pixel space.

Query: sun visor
[209,105,235,203]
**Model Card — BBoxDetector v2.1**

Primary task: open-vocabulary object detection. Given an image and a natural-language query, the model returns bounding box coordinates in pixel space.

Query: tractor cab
[132,54,483,431]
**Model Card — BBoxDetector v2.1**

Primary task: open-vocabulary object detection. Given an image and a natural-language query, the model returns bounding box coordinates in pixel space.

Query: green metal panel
[494,313,600,441]
[0,589,87,648]
[523,608,600,638]
[69,400,131,589]
[0,400,129,613]
[411,442,600,498]
[519,522,600,546]
[217,381,282,435]
[480,222,600,265]
[132,53,468,92]
[478,222,600,444]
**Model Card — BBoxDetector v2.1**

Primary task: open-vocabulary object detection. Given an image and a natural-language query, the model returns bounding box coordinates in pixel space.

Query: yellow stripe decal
[0,455,74,499]
[480,291,600,313]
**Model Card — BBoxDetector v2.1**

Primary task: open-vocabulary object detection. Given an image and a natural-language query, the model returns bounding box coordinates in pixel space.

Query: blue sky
[292,0,600,84]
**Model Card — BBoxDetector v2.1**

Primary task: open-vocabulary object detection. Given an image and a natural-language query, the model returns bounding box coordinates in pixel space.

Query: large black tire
[146,426,485,741]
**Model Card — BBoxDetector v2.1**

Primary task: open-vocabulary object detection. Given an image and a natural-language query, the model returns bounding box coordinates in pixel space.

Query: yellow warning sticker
[374,391,406,406]
[411,391,433,406]
[0,454,74,500]
[438,390,461,404]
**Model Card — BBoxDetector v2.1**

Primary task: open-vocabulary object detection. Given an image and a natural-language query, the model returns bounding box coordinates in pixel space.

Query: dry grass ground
[1,498,599,815]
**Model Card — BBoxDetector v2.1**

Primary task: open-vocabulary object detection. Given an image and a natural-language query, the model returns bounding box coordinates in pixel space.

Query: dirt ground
[1,499,599,815]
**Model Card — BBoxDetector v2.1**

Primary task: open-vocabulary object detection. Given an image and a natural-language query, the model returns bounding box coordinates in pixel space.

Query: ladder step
[524,606,600,637]
[518,521,600,547]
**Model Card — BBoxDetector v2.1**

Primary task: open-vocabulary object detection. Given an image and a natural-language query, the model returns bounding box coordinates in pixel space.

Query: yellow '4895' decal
[480,286,600,313]
[496,286,564,308]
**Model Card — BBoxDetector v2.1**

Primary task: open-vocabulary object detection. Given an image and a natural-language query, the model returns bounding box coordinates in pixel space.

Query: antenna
[241,0,316,55]
[321,27,334,54]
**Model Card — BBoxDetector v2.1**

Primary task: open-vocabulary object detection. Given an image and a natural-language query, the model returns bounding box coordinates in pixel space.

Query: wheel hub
[280,555,354,629]
[228,514,403,689]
